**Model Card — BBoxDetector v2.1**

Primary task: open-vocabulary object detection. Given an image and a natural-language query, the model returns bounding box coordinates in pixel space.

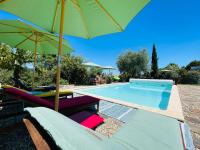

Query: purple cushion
[58,96,99,110]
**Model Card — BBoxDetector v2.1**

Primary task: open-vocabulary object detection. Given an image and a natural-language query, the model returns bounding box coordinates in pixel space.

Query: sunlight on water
[81,81,173,110]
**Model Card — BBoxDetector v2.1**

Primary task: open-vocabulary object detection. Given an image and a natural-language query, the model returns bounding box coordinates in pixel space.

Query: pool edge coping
[71,83,184,121]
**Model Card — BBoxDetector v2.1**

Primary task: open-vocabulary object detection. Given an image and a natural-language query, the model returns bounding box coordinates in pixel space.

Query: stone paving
[178,85,200,150]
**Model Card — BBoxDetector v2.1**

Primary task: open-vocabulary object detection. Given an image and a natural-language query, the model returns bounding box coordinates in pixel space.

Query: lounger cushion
[69,111,104,129]
[3,85,73,98]
[4,88,53,108]
[33,90,73,97]
[110,110,184,150]
[2,85,27,92]
[4,88,99,110]
[58,96,99,110]
[26,107,184,150]
[25,107,114,150]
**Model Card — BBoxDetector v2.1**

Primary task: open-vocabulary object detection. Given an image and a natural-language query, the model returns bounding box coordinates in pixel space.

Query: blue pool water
[80,80,173,110]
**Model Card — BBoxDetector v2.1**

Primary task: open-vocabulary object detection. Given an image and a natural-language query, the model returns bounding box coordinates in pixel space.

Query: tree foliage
[159,63,179,83]
[0,69,13,85]
[0,43,14,69]
[180,71,200,84]
[0,43,33,79]
[61,55,88,85]
[164,63,179,71]
[0,42,90,86]
[185,60,200,70]
[151,44,158,78]
[117,49,148,79]
[87,67,103,78]
[33,54,57,86]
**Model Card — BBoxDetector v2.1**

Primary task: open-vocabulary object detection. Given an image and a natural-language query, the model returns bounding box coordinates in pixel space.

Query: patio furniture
[12,77,56,92]
[24,107,185,150]
[2,85,73,99]
[2,87,100,115]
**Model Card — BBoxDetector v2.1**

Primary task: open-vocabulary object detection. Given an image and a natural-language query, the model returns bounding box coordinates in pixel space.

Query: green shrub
[113,75,120,82]
[180,71,200,84]
[59,78,69,85]
[119,73,130,82]
[0,69,13,85]
[185,60,200,70]
[105,75,113,84]
[61,55,88,85]
[87,67,103,78]
[158,71,179,83]
[20,68,56,87]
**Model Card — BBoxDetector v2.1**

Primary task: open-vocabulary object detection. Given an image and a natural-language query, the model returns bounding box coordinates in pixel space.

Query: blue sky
[0,0,200,74]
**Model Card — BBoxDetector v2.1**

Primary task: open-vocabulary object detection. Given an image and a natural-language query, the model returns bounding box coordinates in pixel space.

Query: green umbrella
[0,0,150,111]
[0,19,72,54]
[102,66,115,74]
[1,0,150,38]
[83,62,102,68]
[0,19,72,87]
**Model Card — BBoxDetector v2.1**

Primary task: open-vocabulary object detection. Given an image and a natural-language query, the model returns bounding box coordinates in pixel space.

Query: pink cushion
[4,88,99,110]
[69,111,104,129]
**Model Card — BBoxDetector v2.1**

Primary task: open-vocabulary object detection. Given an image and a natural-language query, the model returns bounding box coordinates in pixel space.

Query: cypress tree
[151,44,158,78]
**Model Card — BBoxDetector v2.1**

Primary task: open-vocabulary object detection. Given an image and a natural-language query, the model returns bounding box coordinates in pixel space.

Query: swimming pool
[80,79,173,110]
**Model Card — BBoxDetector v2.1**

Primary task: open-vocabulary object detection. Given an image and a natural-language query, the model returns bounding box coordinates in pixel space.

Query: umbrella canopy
[83,62,102,68]
[0,19,72,87]
[0,0,150,111]
[102,66,115,70]
[0,0,150,39]
[0,19,72,54]
[102,66,115,74]
[160,69,172,72]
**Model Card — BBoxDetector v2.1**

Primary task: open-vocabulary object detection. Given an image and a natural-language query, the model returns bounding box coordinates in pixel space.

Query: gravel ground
[178,84,200,150]
[95,114,123,137]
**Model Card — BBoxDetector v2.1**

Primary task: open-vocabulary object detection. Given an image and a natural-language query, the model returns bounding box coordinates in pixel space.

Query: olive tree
[117,49,149,79]
[185,60,200,70]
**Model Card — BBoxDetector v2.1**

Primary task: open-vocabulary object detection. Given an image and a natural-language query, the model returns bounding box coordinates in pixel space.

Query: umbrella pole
[55,0,65,111]
[32,34,38,88]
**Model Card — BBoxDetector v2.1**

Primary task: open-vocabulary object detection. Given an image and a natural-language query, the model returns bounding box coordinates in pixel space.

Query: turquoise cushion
[110,110,184,150]
[25,107,184,150]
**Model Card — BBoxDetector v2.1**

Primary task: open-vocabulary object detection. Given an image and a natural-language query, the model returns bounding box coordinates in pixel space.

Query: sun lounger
[12,77,56,92]
[2,85,73,99]
[30,89,73,99]
[25,107,185,150]
[1,105,186,149]
[2,87,100,115]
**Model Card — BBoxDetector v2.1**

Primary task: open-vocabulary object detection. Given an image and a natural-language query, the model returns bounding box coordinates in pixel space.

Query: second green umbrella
[0,19,72,87]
